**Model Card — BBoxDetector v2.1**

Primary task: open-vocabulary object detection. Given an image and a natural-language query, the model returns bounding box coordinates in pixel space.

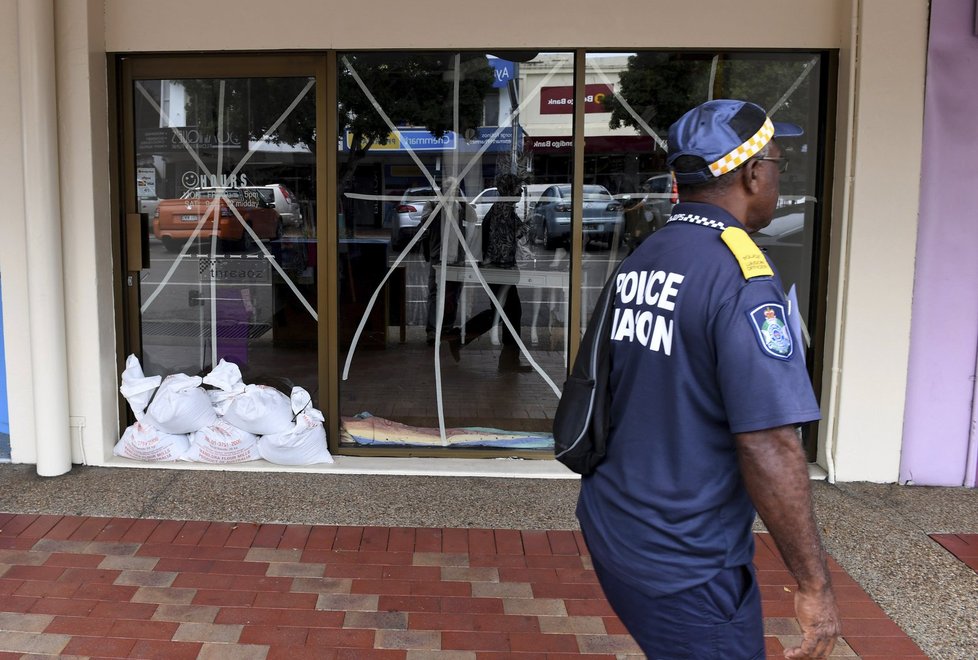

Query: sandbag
[182,418,260,463]
[258,387,333,465]
[203,358,246,415]
[119,354,162,420]
[113,421,190,462]
[143,374,217,434]
[223,384,294,435]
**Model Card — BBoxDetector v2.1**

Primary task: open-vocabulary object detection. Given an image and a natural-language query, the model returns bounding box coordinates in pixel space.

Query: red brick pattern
[0,514,923,658]
[931,533,978,573]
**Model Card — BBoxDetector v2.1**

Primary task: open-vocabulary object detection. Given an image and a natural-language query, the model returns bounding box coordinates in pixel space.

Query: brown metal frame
[805,49,839,461]
[114,52,330,437]
[567,50,586,365]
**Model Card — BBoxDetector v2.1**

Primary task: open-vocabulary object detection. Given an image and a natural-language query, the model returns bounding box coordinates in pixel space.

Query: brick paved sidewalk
[0,514,924,658]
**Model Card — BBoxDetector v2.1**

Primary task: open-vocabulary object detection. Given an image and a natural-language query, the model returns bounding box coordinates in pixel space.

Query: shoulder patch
[720,227,773,279]
[747,303,793,360]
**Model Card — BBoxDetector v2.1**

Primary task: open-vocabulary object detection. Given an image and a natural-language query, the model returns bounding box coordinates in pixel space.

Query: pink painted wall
[901,0,978,486]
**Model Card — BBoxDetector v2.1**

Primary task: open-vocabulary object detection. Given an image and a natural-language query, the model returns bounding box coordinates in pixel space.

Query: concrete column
[17,0,71,476]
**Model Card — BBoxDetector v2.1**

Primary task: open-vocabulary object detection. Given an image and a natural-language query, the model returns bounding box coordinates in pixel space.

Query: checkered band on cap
[707,118,775,177]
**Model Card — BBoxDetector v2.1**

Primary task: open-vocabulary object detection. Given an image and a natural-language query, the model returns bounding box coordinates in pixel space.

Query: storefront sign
[200,255,271,283]
[343,126,520,154]
[490,59,516,88]
[181,171,251,190]
[527,136,574,152]
[345,130,457,152]
[461,126,520,152]
[526,134,654,154]
[137,167,156,199]
[539,84,613,115]
[137,127,245,155]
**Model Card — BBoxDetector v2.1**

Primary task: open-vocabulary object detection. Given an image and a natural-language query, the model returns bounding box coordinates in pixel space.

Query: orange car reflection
[153,188,282,252]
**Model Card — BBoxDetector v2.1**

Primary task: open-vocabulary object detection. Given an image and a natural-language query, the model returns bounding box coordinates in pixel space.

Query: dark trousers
[465,283,522,346]
[591,556,764,659]
[425,265,461,335]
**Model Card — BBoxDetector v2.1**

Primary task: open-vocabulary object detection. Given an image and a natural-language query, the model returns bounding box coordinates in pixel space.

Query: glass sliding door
[335,51,574,456]
[121,57,322,400]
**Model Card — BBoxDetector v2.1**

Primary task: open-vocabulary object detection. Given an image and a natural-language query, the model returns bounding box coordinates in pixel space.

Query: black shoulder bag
[553,264,622,475]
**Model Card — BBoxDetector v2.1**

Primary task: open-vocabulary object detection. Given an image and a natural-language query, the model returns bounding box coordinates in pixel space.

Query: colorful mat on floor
[340,412,554,449]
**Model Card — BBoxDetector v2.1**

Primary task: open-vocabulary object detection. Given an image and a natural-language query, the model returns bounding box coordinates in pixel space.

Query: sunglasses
[755,156,789,174]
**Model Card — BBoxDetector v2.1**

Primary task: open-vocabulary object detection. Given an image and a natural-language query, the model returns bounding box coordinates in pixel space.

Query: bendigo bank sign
[539,84,613,115]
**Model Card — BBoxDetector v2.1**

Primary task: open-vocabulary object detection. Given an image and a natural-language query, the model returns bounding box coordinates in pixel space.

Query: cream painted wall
[1,0,927,480]
[823,0,928,482]
[104,0,847,51]
[0,0,37,464]
[56,0,118,466]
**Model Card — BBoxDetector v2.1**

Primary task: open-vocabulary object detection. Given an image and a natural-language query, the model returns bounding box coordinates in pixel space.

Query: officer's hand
[784,586,841,659]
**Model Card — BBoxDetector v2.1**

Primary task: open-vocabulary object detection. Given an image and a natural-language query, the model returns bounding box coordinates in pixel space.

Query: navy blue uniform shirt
[576,201,820,596]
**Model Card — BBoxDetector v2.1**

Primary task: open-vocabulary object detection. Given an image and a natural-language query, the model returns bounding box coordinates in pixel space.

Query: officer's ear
[741,159,764,195]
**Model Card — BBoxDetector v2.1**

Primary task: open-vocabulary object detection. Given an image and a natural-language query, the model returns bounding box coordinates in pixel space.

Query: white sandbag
[143,373,217,434]
[113,421,190,462]
[182,419,260,463]
[223,384,294,435]
[203,359,247,415]
[258,414,332,465]
[258,387,334,465]
[119,354,162,420]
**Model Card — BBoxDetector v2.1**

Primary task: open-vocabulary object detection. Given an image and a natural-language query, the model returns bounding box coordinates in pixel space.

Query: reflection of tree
[603,53,813,136]
[337,53,492,232]
[178,53,493,189]
[182,78,316,152]
[338,53,493,184]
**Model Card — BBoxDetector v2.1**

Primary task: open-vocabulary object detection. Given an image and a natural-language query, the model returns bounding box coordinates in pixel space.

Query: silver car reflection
[530,184,624,249]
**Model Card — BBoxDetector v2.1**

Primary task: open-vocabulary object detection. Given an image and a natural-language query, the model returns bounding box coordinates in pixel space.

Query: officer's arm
[735,425,841,659]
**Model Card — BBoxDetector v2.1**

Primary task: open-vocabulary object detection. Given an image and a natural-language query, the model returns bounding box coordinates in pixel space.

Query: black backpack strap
[553,261,624,473]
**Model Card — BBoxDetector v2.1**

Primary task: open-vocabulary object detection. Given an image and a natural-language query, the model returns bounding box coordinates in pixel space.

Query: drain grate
[141,321,272,340]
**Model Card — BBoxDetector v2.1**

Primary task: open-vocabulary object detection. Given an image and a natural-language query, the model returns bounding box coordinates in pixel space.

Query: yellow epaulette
[720,226,773,280]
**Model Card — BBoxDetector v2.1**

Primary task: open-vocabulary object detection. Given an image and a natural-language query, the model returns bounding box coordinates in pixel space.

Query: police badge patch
[748,303,793,360]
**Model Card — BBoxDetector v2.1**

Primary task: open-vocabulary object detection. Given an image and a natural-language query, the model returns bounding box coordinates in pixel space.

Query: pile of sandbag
[114,356,333,465]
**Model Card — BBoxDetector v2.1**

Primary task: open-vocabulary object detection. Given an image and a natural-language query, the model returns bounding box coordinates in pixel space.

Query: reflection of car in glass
[529,184,624,249]
[641,173,678,230]
[390,187,437,249]
[468,184,548,223]
[153,188,282,253]
[468,187,502,222]
[242,184,303,227]
[139,197,161,220]
[620,173,678,250]
[754,201,810,293]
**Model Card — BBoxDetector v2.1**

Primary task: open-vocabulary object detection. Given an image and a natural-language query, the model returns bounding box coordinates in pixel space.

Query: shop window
[334,49,828,458]
[581,50,828,457]
[118,50,829,464]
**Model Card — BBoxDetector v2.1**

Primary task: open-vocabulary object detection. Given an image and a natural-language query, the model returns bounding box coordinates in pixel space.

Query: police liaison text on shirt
[610,269,684,356]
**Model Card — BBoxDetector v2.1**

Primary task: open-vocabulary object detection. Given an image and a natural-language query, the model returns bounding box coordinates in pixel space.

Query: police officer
[577,100,841,659]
